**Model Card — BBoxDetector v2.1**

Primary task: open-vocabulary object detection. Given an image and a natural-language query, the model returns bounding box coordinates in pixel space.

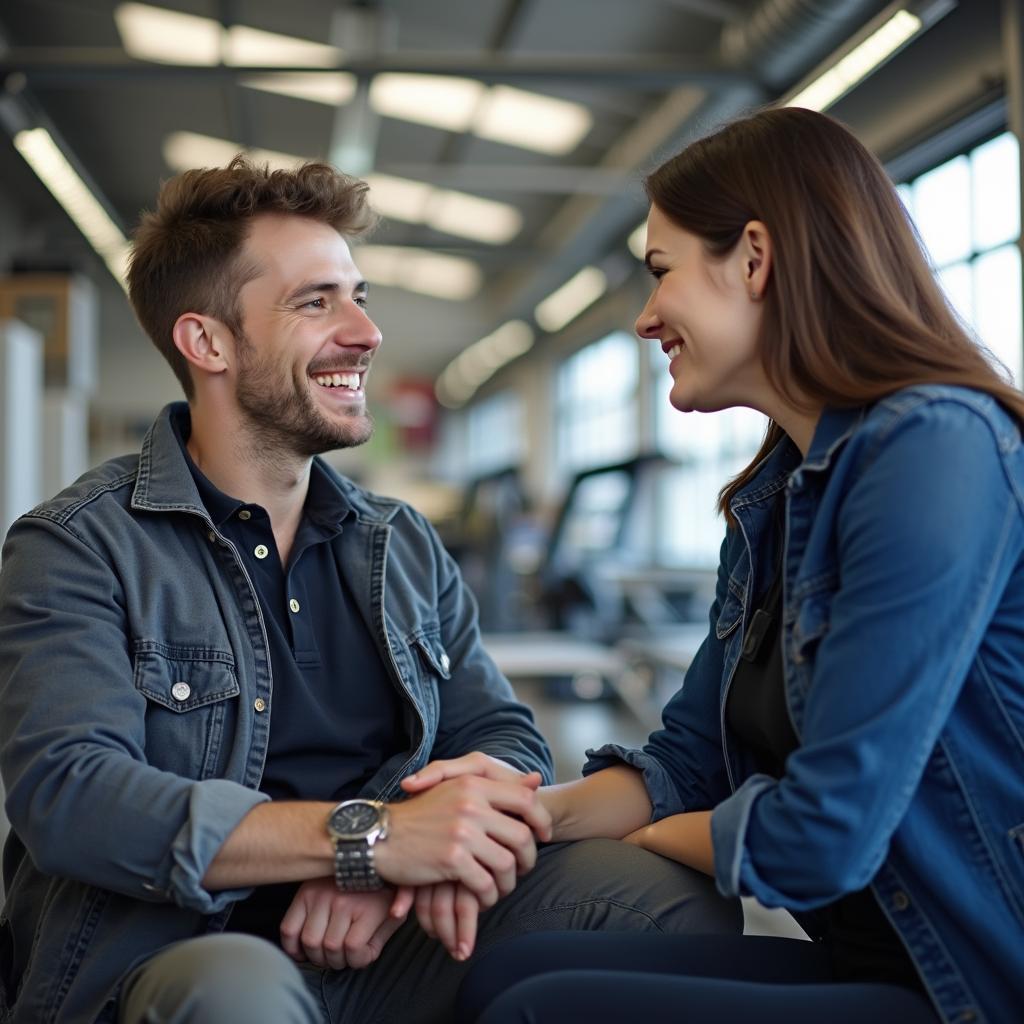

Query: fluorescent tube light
[426,191,522,245]
[473,85,592,156]
[114,3,220,65]
[223,25,341,67]
[243,72,356,107]
[354,245,482,301]
[369,74,484,132]
[435,320,534,407]
[116,3,341,69]
[14,128,129,287]
[535,266,607,332]
[163,131,306,173]
[627,221,647,260]
[365,173,522,244]
[784,8,922,112]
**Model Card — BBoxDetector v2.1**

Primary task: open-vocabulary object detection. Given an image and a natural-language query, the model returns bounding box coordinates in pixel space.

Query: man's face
[231,213,382,457]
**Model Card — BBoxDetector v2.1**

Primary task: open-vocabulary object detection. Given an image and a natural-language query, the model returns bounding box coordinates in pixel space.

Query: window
[555,331,639,475]
[436,389,523,481]
[900,131,1022,383]
[652,381,767,566]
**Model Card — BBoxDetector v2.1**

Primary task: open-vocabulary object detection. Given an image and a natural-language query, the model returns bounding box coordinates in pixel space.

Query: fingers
[343,895,407,970]
[390,885,415,918]
[279,895,309,962]
[300,897,337,968]
[454,885,479,960]
[432,882,459,955]
[401,752,542,794]
[415,884,438,939]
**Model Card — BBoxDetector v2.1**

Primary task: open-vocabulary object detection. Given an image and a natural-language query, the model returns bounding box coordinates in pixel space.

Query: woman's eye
[647,267,666,281]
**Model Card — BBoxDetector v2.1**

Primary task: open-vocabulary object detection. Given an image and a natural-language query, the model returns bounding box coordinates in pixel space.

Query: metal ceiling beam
[0,51,753,90]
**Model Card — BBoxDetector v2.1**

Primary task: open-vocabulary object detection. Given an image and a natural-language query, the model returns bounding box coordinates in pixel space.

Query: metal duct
[721,0,891,88]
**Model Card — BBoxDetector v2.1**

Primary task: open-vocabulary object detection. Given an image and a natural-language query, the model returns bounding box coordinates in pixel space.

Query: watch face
[331,801,380,838]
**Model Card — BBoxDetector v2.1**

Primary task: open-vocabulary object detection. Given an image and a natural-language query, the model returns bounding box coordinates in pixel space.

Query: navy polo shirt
[174,418,406,939]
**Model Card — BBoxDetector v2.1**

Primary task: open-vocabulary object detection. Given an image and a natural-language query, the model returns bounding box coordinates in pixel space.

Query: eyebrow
[283,280,369,304]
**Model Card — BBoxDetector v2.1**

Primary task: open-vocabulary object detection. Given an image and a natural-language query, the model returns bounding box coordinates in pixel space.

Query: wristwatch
[326,799,390,892]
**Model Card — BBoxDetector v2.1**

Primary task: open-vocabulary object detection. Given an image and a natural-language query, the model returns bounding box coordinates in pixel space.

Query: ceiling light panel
[426,191,522,244]
[627,221,647,260]
[163,132,306,173]
[223,26,341,67]
[365,173,434,223]
[473,86,593,156]
[354,245,482,301]
[369,74,485,132]
[243,72,357,106]
[116,3,342,70]
[114,3,220,65]
[14,128,129,287]
[535,266,607,332]
[786,9,922,112]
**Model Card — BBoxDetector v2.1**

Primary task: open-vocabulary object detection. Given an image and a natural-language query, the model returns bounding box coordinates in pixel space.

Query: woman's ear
[740,220,773,301]
[171,313,233,379]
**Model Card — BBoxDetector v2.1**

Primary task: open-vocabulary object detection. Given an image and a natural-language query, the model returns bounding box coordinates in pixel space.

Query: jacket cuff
[162,780,271,913]
[583,743,684,821]
[710,773,775,898]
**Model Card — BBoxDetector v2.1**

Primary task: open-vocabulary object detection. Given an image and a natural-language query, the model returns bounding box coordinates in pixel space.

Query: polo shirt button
[254,698,267,712]
[289,598,300,613]
[892,890,910,911]
[207,531,216,543]
[171,682,191,702]
[238,510,252,521]
[254,545,269,559]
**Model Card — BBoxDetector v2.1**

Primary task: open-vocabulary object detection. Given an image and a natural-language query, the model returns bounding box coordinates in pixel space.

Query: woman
[447,107,1024,1022]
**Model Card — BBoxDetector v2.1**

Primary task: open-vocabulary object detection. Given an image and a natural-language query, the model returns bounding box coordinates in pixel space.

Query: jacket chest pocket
[133,644,240,780]
[402,626,452,721]
[791,589,833,665]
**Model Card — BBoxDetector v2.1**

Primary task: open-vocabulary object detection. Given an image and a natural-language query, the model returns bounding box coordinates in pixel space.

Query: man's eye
[304,297,326,309]
[355,295,369,309]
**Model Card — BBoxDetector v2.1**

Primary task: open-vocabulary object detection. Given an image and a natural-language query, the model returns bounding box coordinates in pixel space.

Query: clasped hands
[280,753,550,970]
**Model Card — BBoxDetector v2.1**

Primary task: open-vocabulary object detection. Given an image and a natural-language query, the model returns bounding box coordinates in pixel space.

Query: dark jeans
[456,932,941,1024]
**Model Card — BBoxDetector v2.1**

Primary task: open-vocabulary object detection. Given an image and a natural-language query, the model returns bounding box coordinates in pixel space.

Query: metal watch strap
[333,840,383,892]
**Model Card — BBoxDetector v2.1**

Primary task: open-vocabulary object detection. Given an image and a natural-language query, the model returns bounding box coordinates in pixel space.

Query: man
[0,158,739,1024]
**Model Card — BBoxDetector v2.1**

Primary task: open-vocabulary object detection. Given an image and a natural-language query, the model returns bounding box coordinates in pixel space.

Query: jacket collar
[131,402,399,525]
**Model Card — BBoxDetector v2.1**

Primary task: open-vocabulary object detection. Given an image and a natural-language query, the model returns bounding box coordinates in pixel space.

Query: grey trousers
[119,839,741,1024]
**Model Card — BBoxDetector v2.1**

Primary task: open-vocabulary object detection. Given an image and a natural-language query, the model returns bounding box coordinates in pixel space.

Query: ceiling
[0,0,1007,407]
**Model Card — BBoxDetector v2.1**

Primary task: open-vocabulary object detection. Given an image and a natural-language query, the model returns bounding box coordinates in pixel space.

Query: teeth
[313,372,362,390]
[667,343,683,359]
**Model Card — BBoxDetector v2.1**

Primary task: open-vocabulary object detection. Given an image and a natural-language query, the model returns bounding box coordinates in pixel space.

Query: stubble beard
[234,336,374,459]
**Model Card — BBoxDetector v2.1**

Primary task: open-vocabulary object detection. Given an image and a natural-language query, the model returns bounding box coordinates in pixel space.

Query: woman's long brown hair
[644,107,1024,524]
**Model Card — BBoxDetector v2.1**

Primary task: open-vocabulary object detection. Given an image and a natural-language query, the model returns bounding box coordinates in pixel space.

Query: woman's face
[636,204,770,415]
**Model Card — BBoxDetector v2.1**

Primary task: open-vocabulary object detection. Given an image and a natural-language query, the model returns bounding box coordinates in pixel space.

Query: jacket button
[171,682,191,702]
[254,698,267,712]
[956,1011,977,1023]
[440,653,450,672]
[892,890,910,911]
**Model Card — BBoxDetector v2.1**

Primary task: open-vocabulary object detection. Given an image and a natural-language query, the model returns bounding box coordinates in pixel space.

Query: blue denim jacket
[0,403,553,1023]
[587,386,1024,1024]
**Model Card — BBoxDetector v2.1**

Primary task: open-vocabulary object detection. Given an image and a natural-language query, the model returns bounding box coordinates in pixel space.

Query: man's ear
[738,220,773,301]
[171,313,233,378]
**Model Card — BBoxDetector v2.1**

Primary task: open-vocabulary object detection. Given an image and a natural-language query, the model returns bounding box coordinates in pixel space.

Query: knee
[122,933,320,1024]
[545,838,742,934]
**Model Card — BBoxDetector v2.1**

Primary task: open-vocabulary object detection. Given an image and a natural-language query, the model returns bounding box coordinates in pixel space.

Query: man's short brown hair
[126,156,377,399]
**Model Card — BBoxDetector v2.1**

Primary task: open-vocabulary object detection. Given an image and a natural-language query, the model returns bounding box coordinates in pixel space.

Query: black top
[726,560,924,992]
[175,416,406,939]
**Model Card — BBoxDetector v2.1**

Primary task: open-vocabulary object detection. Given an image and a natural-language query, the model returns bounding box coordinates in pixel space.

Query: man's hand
[280,878,411,970]
[375,774,551,908]
[391,882,480,961]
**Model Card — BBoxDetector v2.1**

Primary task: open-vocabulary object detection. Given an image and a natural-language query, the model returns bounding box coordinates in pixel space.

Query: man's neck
[186,403,311,566]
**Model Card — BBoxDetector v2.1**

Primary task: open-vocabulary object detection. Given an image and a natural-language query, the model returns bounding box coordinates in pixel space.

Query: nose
[635,293,663,340]
[336,300,383,353]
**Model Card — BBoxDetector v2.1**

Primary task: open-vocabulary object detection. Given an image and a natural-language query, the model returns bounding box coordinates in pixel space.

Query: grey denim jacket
[0,403,553,1023]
